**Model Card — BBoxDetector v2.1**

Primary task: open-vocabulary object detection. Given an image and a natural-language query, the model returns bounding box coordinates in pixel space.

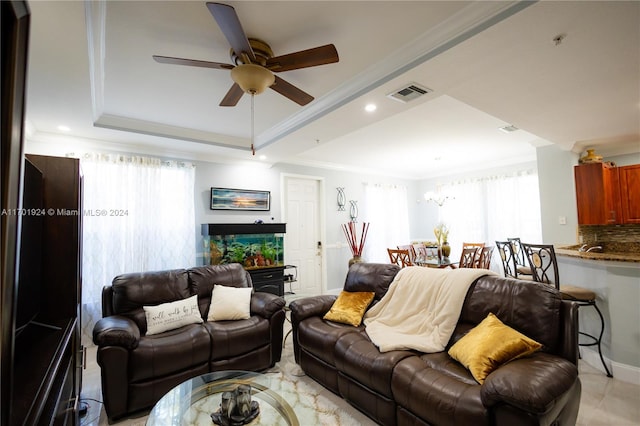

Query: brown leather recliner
[290,263,581,426]
[93,263,285,421]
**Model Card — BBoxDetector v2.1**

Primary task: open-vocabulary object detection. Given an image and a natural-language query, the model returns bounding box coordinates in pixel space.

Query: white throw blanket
[363,266,495,353]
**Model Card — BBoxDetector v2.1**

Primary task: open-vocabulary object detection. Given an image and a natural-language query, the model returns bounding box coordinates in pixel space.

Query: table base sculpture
[211,384,260,426]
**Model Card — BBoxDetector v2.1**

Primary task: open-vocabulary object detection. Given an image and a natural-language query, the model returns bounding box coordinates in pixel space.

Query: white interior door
[284,176,322,295]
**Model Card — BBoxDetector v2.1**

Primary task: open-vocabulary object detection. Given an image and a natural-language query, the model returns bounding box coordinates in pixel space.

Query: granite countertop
[556,245,640,263]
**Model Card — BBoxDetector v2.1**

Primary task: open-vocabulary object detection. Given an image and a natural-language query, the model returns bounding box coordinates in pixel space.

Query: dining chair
[387,248,413,268]
[397,245,416,264]
[412,243,427,259]
[521,243,612,377]
[462,242,484,267]
[476,245,494,269]
[458,247,479,268]
[495,240,519,278]
[507,237,533,277]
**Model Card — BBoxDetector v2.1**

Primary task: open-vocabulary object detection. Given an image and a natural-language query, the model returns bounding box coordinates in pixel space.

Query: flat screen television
[14,158,44,336]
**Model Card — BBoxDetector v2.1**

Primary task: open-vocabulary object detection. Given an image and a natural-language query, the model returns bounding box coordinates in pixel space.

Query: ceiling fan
[153,2,339,107]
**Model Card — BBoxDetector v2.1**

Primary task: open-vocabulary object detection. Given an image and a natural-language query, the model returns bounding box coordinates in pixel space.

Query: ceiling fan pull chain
[251,93,255,156]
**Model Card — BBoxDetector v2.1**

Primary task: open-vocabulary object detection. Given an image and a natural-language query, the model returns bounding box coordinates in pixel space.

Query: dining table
[414,256,458,269]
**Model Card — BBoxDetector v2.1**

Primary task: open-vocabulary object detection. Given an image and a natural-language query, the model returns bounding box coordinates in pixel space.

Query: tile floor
[80,326,640,426]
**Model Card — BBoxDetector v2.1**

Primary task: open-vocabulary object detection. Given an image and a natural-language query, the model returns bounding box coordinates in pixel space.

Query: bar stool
[521,243,612,377]
[507,237,533,277]
[495,241,519,278]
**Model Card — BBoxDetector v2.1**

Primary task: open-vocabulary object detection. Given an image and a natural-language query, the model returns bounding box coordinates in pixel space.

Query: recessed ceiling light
[259,155,267,160]
[57,125,71,132]
[365,103,377,113]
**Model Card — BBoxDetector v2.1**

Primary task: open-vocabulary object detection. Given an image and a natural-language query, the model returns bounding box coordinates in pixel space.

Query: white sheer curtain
[362,183,410,263]
[438,170,542,271]
[80,153,196,344]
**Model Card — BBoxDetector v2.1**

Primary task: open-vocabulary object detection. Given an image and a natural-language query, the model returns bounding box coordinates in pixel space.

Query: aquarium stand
[247,266,285,297]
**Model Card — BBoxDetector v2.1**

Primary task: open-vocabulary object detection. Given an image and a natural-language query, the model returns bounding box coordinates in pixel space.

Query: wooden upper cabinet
[619,164,640,224]
[574,162,621,225]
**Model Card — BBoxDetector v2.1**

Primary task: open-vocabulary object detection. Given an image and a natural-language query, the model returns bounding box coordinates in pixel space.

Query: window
[80,154,196,344]
[362,183,410,263]
[437,170,542,268]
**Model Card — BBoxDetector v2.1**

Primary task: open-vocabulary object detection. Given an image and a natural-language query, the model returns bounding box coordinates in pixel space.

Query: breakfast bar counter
[554,247,640,382]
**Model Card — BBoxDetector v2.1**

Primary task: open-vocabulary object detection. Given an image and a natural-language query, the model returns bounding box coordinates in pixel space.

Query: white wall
[535,145,580,245]
[193,160,417,292]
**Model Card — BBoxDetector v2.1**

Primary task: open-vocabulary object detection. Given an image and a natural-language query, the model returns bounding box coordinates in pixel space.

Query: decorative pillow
[448,312,542,384]
[143,295,203,336]
[208,285,252,321]
[323,291,376,326]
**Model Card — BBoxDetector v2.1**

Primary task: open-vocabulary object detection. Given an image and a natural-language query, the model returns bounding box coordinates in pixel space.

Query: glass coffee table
[147,370,312,425]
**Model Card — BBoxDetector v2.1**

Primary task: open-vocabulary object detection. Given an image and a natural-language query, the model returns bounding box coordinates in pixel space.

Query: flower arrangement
[433,223,449,247]
[342,222,370,258]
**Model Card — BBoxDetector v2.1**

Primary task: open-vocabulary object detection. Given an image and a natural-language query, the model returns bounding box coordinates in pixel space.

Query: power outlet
[558,216,567,225]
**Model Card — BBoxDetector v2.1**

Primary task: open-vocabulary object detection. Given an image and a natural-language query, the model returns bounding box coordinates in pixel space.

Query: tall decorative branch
[342,222,370,257]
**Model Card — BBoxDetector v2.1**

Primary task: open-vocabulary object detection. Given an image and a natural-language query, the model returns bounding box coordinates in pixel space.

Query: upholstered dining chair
[458,247,479,268]
[387,248,413,268]
[507,237,533,277]
[521,243,612,377]
[412,243,427,259]
[461,242,484,267]
[476,245,494,269]
[495,240,519,278]
[397,245,416,263]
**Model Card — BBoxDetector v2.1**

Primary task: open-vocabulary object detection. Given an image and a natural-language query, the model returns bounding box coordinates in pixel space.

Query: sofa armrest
[290,295,337,323]
[250,292,285,318]
[481,352,578,414]
[559,300,579,365]
[93,315,141,349]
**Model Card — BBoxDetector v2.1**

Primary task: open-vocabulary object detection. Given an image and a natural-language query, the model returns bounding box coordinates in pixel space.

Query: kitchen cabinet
[619,164,640,224]
[574,162,621,224]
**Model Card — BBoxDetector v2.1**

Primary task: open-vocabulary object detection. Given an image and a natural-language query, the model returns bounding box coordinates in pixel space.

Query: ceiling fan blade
[271,75,314,106]
[206,2,255,62]
[266,44,339,72]
[153,55,234,70]
[219,83,244,107]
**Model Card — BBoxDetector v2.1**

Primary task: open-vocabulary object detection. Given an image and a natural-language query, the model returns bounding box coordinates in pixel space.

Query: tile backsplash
[579,225,640,254]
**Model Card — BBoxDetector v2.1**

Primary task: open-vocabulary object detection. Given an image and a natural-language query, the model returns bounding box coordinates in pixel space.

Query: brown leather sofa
[290,263,581,426]
[93,263,285,421]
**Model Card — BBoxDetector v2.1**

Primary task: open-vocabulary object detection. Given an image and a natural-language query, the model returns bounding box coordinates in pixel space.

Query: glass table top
[147,370,315,426]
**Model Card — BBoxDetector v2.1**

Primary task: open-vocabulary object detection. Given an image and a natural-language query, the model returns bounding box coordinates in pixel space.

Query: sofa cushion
[188,264,253,318]
[112,269,191,332]
[448,312,542,384]
[455,276,561,353]
[204,316,270,360]
[297,316,360,365]
[207,285,252,321]
[334,331,414,397]
[323,291,375,326]
[392,355,490,426]
[129,323,211,382]
[343,262,400,302]
[143,295,203,335]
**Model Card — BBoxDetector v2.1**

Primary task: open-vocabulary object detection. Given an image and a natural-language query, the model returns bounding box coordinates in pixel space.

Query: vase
[441,242,451,258]
[349,256,363,267]
[579,149,603,164]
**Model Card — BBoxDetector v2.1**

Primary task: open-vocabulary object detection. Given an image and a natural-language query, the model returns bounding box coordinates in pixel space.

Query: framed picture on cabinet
[210,187,270,211]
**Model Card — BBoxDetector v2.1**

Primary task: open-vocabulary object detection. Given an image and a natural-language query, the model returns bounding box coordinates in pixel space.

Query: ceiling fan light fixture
[231,64,275,95]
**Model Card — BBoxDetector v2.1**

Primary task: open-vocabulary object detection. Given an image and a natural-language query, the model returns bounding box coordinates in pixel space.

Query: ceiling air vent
[387,83,431,103]
[499,125,519,133]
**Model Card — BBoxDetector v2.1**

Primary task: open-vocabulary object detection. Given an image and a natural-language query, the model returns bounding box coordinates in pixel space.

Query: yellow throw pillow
[323,291,376,326]
[448,312,542,384]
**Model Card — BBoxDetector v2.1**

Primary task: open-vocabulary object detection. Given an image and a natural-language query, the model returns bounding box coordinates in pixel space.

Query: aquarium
[202,223,286,270]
